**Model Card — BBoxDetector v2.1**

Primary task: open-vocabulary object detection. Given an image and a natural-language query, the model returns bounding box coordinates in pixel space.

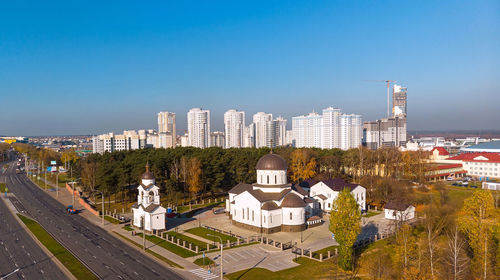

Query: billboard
[50,161,57,165]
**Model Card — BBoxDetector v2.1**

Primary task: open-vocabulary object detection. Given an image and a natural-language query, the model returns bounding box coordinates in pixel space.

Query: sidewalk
[32,177,200,273]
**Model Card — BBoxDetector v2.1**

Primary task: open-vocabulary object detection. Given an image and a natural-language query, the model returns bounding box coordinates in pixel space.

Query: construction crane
[365,80,397,118]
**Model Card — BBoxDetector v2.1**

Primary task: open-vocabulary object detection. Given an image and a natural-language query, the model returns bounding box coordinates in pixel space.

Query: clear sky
[1,0,499,136]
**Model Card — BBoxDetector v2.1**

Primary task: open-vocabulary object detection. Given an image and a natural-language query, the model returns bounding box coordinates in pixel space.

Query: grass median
[0,182,7,193]
[103,215,121,224]
[17,214,98,280]
[137,232,198,258]
[226,257,348,280]
[113,231,183,269]
[185,227,237,243]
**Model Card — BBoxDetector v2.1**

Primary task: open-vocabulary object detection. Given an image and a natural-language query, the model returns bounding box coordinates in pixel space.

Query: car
[66,205,77,214]
[213,208,225,215]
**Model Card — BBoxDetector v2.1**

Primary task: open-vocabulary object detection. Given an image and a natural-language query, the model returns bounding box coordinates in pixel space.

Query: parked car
[66,205,77,214]
[213,208,225,215]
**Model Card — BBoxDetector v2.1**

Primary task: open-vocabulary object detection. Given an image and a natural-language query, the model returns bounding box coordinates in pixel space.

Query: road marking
[190,268,219,280]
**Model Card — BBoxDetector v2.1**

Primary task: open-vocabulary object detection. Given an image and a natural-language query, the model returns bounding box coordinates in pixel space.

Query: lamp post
[70,182,75,206]
[95,191,105,226]
[142,216,146,250]
[56,172,59,198]
[207,234,223,280]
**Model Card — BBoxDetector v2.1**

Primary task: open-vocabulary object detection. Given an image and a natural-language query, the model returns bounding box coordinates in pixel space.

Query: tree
[81,158,98,193]
[458,190,496,279]
[445,226,469,280]
[186,157,202,198]
[289,149,317,183]
[329,189,361,270]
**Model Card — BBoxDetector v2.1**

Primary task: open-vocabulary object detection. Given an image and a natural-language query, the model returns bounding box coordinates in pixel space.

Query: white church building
[227,153,366,233]
[132,163,167,232]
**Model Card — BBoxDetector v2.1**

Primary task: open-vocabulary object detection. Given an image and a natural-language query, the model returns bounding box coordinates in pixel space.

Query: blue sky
[1,1,499,136]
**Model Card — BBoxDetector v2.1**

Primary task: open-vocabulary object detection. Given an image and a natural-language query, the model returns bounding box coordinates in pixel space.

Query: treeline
[12,143,429,203]
[359,187,500,279]
[0,143,10,162]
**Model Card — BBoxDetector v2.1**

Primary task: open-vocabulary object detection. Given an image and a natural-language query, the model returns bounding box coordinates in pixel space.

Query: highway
[1,156,184,280]
[0,180,67,280]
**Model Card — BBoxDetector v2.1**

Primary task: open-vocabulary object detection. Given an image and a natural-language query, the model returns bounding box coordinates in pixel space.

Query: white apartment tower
[252,112,273,148]
[224,109,245,148]
[321,107,342,149]
[292,108,362,150]
[157,112,176,148]
[292,112,322,148]
[187,108,211,148]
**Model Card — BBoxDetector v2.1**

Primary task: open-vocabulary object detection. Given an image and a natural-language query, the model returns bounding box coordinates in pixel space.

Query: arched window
[263,216,266,223]
[275,175,277,184]
[267,176,269,184]
[290,212,292,220]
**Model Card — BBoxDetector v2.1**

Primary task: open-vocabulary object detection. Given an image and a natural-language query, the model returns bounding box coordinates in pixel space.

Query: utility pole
[56,172,59,198]
[142,216,146,250]
[207,234,223,280]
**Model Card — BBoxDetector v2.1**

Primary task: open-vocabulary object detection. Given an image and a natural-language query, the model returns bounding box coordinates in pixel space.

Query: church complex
[227,153,366,233]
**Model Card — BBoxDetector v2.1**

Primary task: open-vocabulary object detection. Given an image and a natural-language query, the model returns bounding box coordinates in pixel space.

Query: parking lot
[205,244,298,274]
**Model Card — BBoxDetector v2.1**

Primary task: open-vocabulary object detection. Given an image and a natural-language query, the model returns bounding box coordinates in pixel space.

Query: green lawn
[103,215,120,224]
[137,233,198,258]
[0,183,7,193]
[164,231,215,251]
[17,214,98,280]
[113,231,183,268]
[178,201,224,214]
[185,227,237,243]
[122,225,133,231]
[226,257,349,280]
[193,257,214,266]
[363,211,381,218]
[312,245,339,258]
[445,186,474,209]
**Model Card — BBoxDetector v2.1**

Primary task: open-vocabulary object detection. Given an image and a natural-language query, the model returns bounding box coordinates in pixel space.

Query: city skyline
[1,1,499,136]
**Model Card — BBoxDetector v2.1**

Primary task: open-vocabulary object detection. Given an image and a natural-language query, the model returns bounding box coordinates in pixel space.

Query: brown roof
[253,183,292,188]
[385,200,412,211]
[292,184,308,196]
[321,179,358,192]
[249,188,291,203]
[142,162,155,180]
[316,194,327,200]
[299,179,318,189]
[256,153,287,170]
[261,202,280,211]
[304,197,315,203]
[307,216,321,221]
[228,183,252,194]
[144,203,160,213]
[281,193,306,208]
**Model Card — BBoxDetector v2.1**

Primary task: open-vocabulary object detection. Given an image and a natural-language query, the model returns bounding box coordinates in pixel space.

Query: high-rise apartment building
[224,109,245,148]
[292,112,322,148]
[392,84,407,117]
[292,108,362,150]
[211,131,225,148]
[157,112,176,148]
[321,107,342,149]
[187,108,211,148]
[243,123,255,148]
[273,116,287,147]
[363,117,407,150]
[252,112,273,148]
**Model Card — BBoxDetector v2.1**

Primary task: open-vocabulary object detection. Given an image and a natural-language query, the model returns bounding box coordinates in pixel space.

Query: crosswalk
[189,268,219,280]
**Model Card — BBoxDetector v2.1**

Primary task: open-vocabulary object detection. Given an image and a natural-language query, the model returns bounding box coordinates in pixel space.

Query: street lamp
[1,267,20,279]
[56,172,59,198]
[69,182,76,206]
[207,234,223,280]
[94,190,105,226]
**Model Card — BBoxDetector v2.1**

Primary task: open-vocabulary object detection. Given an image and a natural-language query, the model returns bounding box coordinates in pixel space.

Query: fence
[65,183,99,217]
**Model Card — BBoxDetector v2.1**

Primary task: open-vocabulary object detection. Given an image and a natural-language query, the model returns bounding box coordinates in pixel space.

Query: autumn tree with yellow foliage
[186,157,202,198]
[458,190,497,280]
[329,189,361,271]
[289,149,317,183]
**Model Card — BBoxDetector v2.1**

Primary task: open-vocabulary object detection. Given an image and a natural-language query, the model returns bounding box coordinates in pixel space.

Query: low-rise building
[447,152,500,179]
[384,201,415,221]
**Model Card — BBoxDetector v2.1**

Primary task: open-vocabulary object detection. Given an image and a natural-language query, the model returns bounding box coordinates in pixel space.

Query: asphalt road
[0,189,67,280]
[2,156,184,280]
